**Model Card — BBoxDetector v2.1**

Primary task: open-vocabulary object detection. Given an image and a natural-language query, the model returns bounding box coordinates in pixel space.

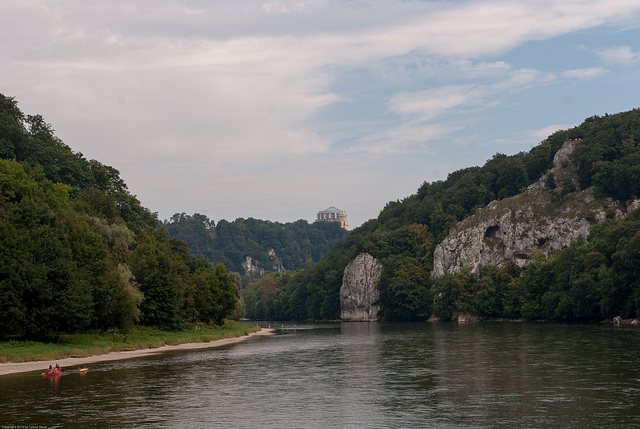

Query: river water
[2,322,640,428]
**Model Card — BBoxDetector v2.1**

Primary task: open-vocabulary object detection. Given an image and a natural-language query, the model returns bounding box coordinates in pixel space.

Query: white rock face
[432,140,639,278]
[432,207,591,277]
[267,248,285,273]
[242,248,285,276]
[242,256,265,276]
[340,253,383,321]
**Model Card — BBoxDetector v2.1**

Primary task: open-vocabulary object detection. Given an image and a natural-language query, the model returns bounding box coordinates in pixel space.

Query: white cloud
[353,67,557,154]
[562,67,607,79]
[346,124,456,154]
[2,0,640,227]
[530,124,575,140]
[388,85,490,122]
[389,68,554,122]
[261,2,292,15]
[350,57,606,155]
[595,45,640,64]
[355,0,640,59]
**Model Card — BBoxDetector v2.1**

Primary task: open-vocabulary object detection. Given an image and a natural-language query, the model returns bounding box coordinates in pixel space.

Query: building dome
[315,207,349,230]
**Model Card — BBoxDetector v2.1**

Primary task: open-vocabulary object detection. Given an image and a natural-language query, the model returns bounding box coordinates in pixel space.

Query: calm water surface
[2,322,640,428]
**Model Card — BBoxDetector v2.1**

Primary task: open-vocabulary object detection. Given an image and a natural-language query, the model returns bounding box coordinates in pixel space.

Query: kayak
[43,370,61,379]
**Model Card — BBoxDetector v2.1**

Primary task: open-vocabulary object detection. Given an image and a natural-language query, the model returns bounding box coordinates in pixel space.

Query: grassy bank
[0,321,260,363]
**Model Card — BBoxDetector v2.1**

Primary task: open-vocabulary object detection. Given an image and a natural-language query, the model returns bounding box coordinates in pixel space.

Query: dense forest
[163,213,348,277]
[0,94,240,340]
[245,109,640,322]
[3,91,639,332]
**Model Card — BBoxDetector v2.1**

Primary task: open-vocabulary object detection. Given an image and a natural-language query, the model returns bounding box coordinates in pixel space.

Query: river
[2,322,640,428]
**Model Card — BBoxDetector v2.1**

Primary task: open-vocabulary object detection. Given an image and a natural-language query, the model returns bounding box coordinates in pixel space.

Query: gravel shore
[0,328,274,376]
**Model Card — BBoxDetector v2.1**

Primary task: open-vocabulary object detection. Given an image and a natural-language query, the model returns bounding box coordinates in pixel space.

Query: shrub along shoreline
[0,321,260,364]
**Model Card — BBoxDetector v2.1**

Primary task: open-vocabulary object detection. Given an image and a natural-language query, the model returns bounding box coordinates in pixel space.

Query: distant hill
[163,213,349,277]
[244,108,640,322]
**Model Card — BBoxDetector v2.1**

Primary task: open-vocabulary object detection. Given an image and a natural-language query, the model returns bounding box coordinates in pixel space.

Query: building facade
[316,206,349,230]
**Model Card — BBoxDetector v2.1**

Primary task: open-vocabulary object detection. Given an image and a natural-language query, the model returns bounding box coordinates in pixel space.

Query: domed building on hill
[315,207,349,230]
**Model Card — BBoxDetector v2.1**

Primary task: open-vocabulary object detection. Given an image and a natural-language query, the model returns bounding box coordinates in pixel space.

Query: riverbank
[0,328,274,376]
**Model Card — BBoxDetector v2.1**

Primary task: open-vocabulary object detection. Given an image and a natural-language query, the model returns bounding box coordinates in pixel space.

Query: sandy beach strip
[0,328,275,376]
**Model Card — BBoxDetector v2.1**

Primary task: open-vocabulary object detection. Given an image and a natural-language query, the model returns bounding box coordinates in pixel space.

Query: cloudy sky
[2,0,640,228]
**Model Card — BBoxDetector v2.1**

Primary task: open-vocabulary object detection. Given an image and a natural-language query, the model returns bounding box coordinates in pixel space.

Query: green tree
[130,232,181,329]
[545,172,556,189]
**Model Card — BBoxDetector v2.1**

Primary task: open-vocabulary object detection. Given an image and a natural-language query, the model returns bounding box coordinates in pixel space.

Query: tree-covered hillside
[0,94,239,340]
[163,213,349,276]
[245,109,640,321]
[431,208,640,321]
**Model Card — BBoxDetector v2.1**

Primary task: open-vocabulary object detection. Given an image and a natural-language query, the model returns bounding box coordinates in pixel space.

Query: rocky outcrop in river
[340,253,382,321]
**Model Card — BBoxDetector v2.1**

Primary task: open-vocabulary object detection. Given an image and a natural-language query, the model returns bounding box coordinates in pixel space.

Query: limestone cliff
[340,253,382,321]
[242,248,285,276]
[433,140,639,277]
[242,256,264,276]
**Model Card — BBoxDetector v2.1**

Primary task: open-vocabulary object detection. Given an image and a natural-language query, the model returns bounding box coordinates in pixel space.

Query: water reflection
[2,323,640,428]
[337,322,382,425]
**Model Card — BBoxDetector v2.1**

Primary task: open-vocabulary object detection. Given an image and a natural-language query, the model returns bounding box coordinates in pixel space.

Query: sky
[2,0,640,229]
